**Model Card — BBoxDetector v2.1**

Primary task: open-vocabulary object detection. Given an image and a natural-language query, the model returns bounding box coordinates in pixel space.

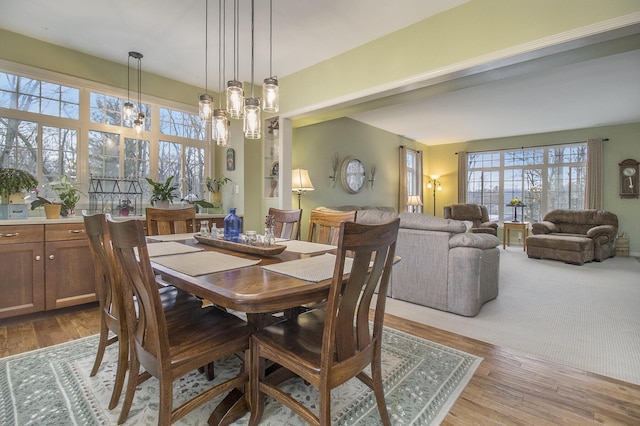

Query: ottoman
[526,234,595,265]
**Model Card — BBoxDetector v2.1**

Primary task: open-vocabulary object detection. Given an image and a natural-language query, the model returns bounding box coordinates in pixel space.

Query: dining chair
[249,218,401,426]
[107,217,251,426]
[146,205,196,236]
[268,207,302,240]
[83,212,206,412]
[307,208,357,245]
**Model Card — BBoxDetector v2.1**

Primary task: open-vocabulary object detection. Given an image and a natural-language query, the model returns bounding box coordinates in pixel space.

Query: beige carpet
[383,248,640,385]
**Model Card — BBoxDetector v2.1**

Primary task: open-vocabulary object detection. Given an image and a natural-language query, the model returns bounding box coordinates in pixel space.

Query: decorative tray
[194,234,287,256]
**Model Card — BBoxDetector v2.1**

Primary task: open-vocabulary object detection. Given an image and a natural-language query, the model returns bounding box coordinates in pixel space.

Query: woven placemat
[261,253,352,282]
[152,251,261,276]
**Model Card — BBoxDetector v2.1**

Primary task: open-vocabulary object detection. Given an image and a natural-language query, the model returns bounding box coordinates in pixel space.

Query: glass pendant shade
[243,97,261,139]
[226,80,245,119]
[134,112,145,134]
[262,77,279,112]
[213,109,230,146]
[199,93,213,122]
[123,101,135,122]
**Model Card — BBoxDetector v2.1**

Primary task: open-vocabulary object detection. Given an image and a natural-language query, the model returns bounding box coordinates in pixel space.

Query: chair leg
[158,375,174,426]
[198,362,215,381]
[90,320,110,376]
[108,333,129,410]
[318,386,331,426]
[117,350,140,425]
[248,340,265,426]
[371,358,391,426]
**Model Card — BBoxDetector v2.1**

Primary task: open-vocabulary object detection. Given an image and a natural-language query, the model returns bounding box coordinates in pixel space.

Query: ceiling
[1,0,639,146]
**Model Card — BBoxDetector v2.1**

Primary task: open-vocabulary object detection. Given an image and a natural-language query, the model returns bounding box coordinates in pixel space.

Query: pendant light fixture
[243,0,261,139]
[212,0,230,146]
[130,51,145,134]
[123,52,136,123]
[226,0,244,119]
[198,0,213,122]
[262,0,279,113]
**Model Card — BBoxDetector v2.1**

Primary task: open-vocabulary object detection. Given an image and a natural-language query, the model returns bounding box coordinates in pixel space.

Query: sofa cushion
[355,209,398,225]
[450,204,483,221]
[398,213,467,233]
[449,232,500,249]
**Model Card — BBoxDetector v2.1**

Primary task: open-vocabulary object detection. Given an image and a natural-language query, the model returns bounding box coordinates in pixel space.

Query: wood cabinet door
[0,242,45,319]
[45,239,97,310]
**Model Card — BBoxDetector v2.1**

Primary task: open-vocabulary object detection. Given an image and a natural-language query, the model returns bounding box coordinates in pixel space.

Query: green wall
[292,118,425,237]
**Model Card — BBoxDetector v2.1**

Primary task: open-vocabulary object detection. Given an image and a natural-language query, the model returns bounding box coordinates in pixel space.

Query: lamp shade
[407,195,423,207]
[292,168,314,192]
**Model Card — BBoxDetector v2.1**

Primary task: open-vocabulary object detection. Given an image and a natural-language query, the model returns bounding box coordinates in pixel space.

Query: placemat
[152,251,261,276]
[261,253,351,282]
[282,240,337,254]
[144,242,203,257]
[146,233,197,242]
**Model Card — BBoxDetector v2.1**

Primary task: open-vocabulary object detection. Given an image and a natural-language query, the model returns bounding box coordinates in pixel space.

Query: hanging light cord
[218,0,224,107]
[250,0,255,98]
[137,56,142,112]
[126,54,131,102]
[204,0,209,94]
[269,0,273,77]
[234,0,239,81]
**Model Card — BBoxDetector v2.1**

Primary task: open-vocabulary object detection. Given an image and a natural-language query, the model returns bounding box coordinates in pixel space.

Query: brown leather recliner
[444,203,498,236]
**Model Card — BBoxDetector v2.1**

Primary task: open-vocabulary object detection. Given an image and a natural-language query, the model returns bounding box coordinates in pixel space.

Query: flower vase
[264,227,275,246]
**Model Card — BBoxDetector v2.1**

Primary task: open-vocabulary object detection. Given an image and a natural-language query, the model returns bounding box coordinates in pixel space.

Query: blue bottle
[224,208,243,242]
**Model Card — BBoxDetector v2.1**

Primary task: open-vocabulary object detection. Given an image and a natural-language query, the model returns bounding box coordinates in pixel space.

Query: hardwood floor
[1,304,639,425]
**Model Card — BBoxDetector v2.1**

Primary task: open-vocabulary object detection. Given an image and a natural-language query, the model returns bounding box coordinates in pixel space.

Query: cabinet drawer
[0,225,44,244]
[45,223,88,241]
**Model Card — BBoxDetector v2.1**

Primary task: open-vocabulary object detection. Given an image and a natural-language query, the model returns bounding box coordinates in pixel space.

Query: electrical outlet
[518,231,522,241]
[234,184,240,194]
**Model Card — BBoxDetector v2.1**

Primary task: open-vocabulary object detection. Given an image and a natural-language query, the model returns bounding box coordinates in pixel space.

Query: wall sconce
[407,195,423,213]
[329,153,339,188]
[426,176,443,215]
[369,164,376,190]
[292,168,314,209]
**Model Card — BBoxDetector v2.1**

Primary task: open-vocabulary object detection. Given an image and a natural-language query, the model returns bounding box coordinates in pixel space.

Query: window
[0,67,209,209]
[399,146,423,213]
[467,143,587,222]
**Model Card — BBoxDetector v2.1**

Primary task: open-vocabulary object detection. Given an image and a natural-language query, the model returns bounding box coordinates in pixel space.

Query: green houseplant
[146,176,178,206]
[0,167,39,204]
[30,175,82,217]
[205,176,231,203]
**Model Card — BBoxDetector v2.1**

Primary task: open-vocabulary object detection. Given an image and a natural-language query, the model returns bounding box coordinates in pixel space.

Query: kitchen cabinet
[0,225,45,319]
[0,222,96,319]
[44,223,97,310]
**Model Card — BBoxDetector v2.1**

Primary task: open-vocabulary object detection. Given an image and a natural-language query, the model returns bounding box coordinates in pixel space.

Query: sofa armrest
[449,233,500,249]
[480,221,498,230]
[531,221,557,234]
[587,224,616,241]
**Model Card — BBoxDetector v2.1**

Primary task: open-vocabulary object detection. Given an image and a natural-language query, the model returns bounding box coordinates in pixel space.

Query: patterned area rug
[0,327,481,425]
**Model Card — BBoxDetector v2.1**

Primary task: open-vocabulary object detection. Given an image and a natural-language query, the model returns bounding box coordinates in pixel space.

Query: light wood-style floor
[1,303,639,425]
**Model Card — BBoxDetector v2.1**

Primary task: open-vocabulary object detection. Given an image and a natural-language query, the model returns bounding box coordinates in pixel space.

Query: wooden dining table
[147,235,337,425]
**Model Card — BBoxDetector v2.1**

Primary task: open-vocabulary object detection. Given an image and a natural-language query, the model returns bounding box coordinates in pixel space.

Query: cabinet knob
[49,254,55,260]
[0,232,19,238]
[68,229,85,234]
[35,255,41,261]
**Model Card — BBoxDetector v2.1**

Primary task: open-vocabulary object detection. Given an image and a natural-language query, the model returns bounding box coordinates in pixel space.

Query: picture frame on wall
[226,148,235,171]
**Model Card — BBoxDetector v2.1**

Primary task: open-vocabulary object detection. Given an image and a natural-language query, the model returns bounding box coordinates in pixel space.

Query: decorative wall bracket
[329,153,340,188]
[369,164,376,190]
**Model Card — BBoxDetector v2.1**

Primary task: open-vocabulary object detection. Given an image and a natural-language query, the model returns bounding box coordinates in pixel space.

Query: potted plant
[116,198,134,216]
[180,193,214,213]
[205,176,231,203]
[30,175,82,218]
[146,176,178,207]
[0,167,39,204]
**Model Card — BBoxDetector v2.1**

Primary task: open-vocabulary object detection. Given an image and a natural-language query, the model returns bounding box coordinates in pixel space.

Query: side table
[503,221,529,251]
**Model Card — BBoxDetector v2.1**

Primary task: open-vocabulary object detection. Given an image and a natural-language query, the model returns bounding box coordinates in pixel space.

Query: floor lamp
[291,168,314,209]
[426,177,442,216]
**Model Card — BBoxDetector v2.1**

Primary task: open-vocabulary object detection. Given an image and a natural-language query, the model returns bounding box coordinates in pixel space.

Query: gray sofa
[328,207,500,316]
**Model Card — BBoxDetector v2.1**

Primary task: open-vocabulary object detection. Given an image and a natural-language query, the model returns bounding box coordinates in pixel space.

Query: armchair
[444,203,498,236]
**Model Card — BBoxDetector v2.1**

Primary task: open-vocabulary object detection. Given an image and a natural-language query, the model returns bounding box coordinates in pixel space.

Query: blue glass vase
[224,208,243,242]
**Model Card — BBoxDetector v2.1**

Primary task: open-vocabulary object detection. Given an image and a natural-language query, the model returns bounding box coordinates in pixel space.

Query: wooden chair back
[307,209,357,245]
[250,218,400,425]
[145,206,196,236]
[82,211,129,410]
[268,207,302,240]
[107,217,250,425]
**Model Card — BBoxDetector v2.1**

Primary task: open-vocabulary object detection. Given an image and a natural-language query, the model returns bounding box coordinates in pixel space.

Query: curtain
[399,146,408,212]
[585,138,603,209]
[457,151,467,203]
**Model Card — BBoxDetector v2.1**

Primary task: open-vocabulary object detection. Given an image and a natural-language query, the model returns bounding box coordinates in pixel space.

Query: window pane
[184,145,205,198]
[159,107,205,140]
[88,130,120,178]
[0,117,38,174]
[42,126,78,182]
